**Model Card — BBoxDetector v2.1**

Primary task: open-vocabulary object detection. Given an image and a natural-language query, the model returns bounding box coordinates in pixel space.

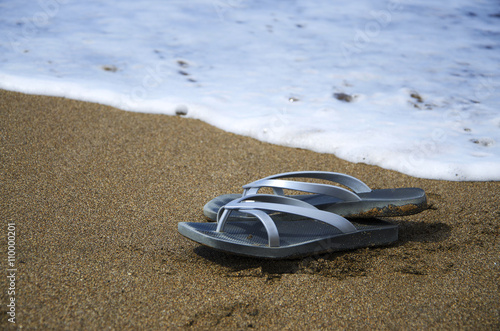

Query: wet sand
[0,89,499,329]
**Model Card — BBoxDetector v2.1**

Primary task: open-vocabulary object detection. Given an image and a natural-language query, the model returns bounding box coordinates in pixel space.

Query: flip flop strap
[217,208,280,247]
[243,179,362,202]
[216,194,357,247]
[242,171,371,200]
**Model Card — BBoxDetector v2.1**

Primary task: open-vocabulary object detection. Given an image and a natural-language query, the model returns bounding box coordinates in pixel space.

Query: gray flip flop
[203,171,427,221]
[179,194,398,259]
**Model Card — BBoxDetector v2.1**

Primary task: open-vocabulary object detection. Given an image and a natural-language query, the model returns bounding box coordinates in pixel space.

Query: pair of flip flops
[178,171,427,259]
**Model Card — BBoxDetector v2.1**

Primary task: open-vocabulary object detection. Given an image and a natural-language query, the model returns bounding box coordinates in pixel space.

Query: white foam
[1,0,499,180]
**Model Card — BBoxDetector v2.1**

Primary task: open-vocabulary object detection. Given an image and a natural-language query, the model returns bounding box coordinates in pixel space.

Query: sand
[0,89,499,329]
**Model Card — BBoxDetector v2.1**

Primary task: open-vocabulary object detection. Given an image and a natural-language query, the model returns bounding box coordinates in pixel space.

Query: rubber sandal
[179,194,398,259]
[203,171,427,221]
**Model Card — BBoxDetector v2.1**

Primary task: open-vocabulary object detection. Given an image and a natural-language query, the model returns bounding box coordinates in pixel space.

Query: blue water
[1,0,499,180]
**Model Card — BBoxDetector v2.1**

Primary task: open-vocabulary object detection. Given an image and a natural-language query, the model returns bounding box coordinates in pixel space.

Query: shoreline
[1,89,498,329]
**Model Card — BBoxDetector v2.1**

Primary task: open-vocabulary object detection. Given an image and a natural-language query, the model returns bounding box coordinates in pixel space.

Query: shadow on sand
[192,218,452,278]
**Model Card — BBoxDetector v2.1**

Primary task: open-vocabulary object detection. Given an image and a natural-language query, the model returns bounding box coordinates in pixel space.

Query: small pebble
[102,65,118,72]
[333,92,353,102]
[175,105,188,116]
[177,60,189,68]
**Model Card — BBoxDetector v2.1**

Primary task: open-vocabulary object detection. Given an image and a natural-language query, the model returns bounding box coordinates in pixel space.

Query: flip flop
[203,171,427,221]
[179,194,398,259]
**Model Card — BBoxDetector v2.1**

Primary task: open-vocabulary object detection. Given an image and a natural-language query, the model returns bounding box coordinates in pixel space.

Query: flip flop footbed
[178,218,398,259]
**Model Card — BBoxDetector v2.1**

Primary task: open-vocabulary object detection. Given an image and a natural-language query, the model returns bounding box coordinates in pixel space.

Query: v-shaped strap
[241,171,371,201]
[216,194,357,247]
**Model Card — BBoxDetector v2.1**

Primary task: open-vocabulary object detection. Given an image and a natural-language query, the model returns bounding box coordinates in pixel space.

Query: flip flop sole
[203,188,427,221]
[178,218,398,259]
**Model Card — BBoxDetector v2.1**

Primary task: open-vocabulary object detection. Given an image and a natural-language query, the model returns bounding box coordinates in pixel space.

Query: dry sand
[1,89,499,329]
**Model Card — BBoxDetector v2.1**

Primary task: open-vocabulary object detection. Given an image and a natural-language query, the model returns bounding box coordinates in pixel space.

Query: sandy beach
[1,89,498,329]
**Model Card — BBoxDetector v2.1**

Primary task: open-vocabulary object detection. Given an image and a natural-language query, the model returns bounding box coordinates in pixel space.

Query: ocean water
[1,0,499,181]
